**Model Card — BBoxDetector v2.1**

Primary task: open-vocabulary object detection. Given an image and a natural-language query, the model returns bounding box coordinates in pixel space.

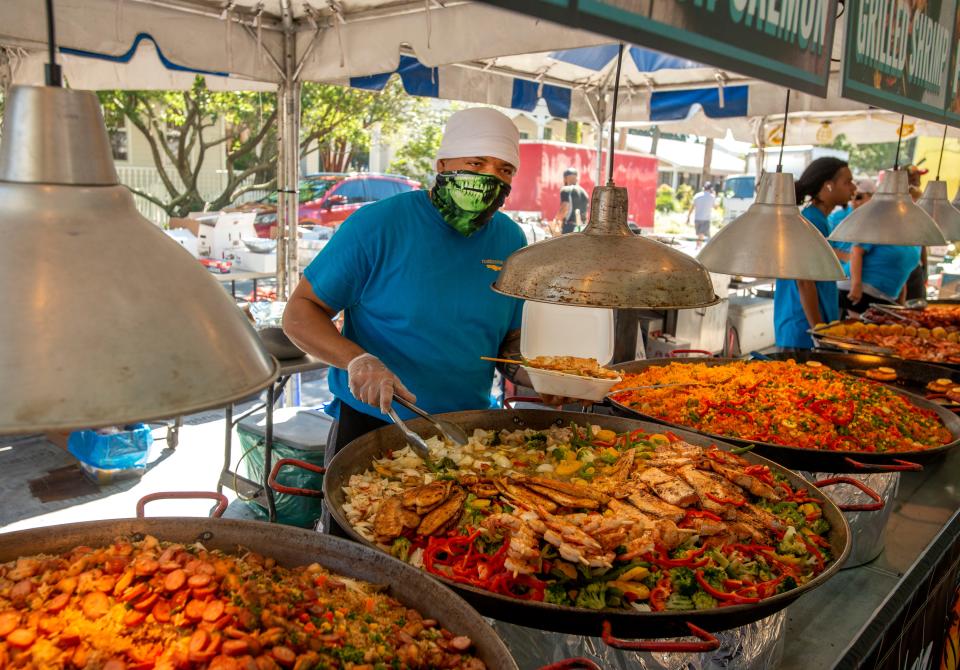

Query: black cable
[894,114,905,170]
[45,0,62,87]
[937,125,948,180]
[607,43,624,185]
[777,90,791,172]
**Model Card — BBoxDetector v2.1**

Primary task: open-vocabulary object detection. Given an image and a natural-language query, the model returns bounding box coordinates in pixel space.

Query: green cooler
[237,407,332,528]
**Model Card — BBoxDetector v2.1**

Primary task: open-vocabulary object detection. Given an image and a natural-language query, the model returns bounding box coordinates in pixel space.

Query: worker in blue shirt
[283,107,530,458]
[774,158,856,350]
[838,243,921,314]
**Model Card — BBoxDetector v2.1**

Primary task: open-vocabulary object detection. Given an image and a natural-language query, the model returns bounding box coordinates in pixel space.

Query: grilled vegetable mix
[342,424,834,613]
[0,536,485,669]
[610,360,951,453]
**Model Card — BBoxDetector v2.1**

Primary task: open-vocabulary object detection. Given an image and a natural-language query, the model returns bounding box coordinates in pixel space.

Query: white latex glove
[346,353,416,414]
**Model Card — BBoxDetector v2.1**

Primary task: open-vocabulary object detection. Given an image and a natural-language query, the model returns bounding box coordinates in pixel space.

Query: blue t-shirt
[827,205,853,269]
[856,243,921,300]
[774,205,840,349]
[304,190,526,421]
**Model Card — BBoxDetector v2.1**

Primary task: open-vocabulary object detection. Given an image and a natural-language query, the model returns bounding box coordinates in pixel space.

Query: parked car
[236,173,421,238]
[721,174,756,224]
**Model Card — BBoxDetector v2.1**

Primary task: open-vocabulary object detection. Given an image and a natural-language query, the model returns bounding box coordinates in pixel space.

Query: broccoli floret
[700,566,726,590]
[525,432,547,448]
[489,431,502,447]
[574,582,608,610]
[390,538,411,562]
[779,576,798,594]
[777,527,808,556]
[545,583,572,606]
[771,502,805,526]
[665,593,694,611]
[692,591,718,610]
[809,518,831,536]
[668,567,697,596]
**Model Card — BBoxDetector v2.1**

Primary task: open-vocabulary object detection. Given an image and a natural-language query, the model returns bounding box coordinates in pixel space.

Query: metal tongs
[393,395,469,445]
[384,395,469,463]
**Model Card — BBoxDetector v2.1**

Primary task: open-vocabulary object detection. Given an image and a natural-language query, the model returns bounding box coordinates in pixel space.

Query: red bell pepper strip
[665,431,682,443]
[649,576,671,612]
[695,569,760,604]
[705,492,746,507]
[798,534,825,571]
[685,509,724,522]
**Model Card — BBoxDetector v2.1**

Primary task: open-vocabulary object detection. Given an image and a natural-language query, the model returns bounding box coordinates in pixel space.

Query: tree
[387,103,455,187]
[828,133,914,175]
[100,77,424,218]
[100,79,278,217]
[301,80,420,173]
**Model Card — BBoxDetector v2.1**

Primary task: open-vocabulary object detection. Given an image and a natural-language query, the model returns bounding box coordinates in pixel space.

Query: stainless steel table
[217,354,328,521]
[781,447,960,669]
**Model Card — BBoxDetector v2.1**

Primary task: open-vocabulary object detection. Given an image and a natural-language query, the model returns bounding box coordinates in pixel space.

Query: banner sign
[477,0,839,97]
[842,0,960,125]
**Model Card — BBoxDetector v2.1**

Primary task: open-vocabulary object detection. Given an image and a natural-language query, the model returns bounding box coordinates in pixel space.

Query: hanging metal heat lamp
[916,127,960,242]
[698,91,845,281]
[829,116,946,247]
[493,45,718,309]
[0,1,277,435]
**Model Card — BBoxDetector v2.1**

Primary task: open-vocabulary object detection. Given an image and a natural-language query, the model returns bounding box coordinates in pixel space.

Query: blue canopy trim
[510,79,572,118]
[350,55,439,98]
[549,45,702,73]
[59,32,229,78]
[650,85,748,121]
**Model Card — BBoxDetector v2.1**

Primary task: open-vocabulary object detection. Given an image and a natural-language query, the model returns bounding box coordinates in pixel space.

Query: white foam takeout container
[519,302,620,402]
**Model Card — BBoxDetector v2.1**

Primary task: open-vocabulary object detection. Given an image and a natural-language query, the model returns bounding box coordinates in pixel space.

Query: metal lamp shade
[697,172,846,281]
[917,180,960,242]
[493,184,718,309]
[828,169,947,246]
[0,86,278,435]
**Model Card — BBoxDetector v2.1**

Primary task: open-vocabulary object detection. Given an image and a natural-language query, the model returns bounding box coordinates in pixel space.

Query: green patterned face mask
[430,171,511,236]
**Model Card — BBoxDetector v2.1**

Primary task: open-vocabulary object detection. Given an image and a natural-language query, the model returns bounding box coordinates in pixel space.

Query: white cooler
[727,296,776,355]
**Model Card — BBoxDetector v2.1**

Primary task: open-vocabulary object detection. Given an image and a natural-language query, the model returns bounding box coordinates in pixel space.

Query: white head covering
[436,107,520,168]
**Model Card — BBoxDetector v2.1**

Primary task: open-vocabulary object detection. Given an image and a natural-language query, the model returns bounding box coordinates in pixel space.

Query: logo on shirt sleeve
[482,259,504,272]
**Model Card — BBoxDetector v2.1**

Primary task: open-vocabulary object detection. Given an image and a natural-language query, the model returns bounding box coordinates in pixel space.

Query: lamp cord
[894,114,905,170]
[937,125,947,180]
[777,90,791,173]
[607,43,624,186]
[45,0,62,87]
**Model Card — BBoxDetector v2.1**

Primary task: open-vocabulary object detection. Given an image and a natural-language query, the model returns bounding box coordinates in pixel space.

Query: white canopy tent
[0,0,937,293]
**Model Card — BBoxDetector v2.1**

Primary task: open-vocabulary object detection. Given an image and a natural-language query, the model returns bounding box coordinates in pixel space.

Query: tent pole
[276,0,301,302]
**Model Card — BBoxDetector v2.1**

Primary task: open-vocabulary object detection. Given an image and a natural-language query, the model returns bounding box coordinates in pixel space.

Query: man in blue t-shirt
[283,107,529,459]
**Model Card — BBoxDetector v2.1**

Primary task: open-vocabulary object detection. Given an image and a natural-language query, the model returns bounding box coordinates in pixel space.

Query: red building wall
[506,141,658,229]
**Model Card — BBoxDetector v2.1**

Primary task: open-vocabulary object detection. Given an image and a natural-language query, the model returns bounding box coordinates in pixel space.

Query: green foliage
[387,102,456,186]
[99,77,425,217]
[676,183,695,211]
[655,184,677,213]
[828,133,905,174]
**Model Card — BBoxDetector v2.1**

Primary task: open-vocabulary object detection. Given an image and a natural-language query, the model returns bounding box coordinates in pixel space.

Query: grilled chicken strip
[677,465,746,519]
[707,459,781,501]
[680,516,727,536]
[638,467,699,507]
[493,479,558,513]
[418,489,466,536]
[607,498,655,527]
[593,449,635,496]
[525,484,600,510]
[737,503,785,536]
[520,476,610,504]
[625,490,686,522]
[373,496,405,542]
[402,481,453,515]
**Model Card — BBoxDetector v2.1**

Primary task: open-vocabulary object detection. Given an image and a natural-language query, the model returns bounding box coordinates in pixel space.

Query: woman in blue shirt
[838,243,921,313]
[774,158,856,350]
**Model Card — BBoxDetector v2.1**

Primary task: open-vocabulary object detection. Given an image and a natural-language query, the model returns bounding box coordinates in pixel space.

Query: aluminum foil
[491,611,785,670]
[800,471,899,569]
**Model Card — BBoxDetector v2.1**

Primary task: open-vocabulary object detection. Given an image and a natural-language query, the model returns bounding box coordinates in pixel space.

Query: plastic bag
[68,424,153,470]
